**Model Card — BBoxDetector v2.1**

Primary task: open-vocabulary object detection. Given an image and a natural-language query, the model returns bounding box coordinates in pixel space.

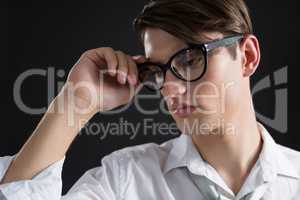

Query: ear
[240,35,261,77]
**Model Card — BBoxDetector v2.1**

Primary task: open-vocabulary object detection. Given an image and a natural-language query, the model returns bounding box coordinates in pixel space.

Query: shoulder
[102,137,178,172]
[107,137,177,163]
[75,138,177,190]
[277,144,300,163]
[277,144,300,174]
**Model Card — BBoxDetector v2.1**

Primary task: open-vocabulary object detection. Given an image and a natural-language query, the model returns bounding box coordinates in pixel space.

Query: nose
[161,70,187,97]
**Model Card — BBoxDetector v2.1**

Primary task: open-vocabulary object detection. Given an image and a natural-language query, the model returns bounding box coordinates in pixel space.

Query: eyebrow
[144,41,199,66]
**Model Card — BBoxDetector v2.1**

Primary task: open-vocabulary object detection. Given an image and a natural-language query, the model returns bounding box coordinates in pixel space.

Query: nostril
[163,96,180,110]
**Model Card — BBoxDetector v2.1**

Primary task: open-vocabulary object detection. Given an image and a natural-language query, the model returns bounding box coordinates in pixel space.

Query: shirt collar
[257,123,299,180]
[163,122,299,180]
[163,131,211,176]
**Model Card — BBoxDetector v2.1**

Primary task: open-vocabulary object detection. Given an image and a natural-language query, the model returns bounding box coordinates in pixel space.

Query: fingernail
[109,71,115,76]
[121,76,127,84]
[118,74,125,84]
[108,69,116,76]
[128,76,133,85]
[129,75,137,86]
[132,56,140,60]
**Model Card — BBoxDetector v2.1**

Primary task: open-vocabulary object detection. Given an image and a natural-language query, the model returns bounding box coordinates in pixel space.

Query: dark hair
[133,0,253,43]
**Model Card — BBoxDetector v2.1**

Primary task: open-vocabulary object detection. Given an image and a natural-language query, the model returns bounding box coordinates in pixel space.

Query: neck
[191,99,263,194]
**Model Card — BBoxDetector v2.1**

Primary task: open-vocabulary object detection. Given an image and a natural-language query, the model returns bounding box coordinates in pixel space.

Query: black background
[3,0,299,194]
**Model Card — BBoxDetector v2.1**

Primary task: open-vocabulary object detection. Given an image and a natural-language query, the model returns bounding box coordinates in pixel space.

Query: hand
[60,47,147,113]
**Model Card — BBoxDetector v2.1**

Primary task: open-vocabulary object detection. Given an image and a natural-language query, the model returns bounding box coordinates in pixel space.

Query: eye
[184,55,197,66]
[184,50,197,63]
[186,59,195,65]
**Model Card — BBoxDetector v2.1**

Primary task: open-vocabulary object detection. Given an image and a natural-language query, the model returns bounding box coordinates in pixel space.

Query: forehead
[143,28,223,64]
[143,28,188,64]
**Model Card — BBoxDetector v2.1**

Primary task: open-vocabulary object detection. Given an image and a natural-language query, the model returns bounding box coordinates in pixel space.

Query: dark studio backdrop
[3,0,299,194]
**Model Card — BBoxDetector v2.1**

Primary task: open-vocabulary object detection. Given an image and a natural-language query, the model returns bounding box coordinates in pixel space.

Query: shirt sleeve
[0,155,65,200]
[0,152,125,200]
[61,153,123,200]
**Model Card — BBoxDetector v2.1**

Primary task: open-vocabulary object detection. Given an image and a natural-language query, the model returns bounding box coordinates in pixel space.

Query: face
[143,28,257,135]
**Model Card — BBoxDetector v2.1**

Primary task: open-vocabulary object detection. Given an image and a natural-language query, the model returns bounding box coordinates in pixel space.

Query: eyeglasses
[138,34,244,91]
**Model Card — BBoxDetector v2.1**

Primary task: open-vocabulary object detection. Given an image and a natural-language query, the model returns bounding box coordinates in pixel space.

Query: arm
[0,90,96,184]
[0,48,145,185]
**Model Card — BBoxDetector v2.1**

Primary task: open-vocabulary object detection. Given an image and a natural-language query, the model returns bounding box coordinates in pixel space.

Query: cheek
[204,53,241,83]
[190,54,243,113]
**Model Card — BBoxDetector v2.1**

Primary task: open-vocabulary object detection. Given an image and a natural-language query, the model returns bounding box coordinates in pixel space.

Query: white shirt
[0,123,299,200]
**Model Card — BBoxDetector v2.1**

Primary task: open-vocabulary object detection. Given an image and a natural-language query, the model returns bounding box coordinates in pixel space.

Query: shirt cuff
[0,155,65,200]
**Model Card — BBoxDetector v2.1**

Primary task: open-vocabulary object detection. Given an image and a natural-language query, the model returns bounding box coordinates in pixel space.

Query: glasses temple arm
[204,35,244,52]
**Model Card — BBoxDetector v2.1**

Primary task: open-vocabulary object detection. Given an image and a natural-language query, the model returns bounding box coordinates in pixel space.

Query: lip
[172,104,196,118]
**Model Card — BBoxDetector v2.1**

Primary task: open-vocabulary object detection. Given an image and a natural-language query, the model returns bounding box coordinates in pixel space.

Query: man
[0,0,299,199]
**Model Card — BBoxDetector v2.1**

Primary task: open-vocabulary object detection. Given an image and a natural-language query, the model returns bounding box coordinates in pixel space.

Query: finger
[115,51,129,85]
[127,55,138,86]
[132,55,147,64]
[93,47,118,76]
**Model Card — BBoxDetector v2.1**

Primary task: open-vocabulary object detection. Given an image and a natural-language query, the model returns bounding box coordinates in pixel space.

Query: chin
[173,112,225,136]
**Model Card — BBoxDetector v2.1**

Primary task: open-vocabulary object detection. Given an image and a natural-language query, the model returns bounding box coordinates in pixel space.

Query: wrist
[52,88,98,122]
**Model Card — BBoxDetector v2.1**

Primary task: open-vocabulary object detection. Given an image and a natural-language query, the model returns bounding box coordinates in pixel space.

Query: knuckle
[117,57,127,68]
[103,47,118,66]
[115,50,123,55]
[101,47,114,52]
[82,49,93,57]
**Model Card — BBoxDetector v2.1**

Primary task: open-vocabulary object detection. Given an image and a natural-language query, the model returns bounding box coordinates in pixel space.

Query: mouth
[171,103,197,118]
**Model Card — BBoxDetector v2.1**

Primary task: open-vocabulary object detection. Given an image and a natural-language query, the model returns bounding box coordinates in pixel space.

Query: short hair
[133,0,253,43]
